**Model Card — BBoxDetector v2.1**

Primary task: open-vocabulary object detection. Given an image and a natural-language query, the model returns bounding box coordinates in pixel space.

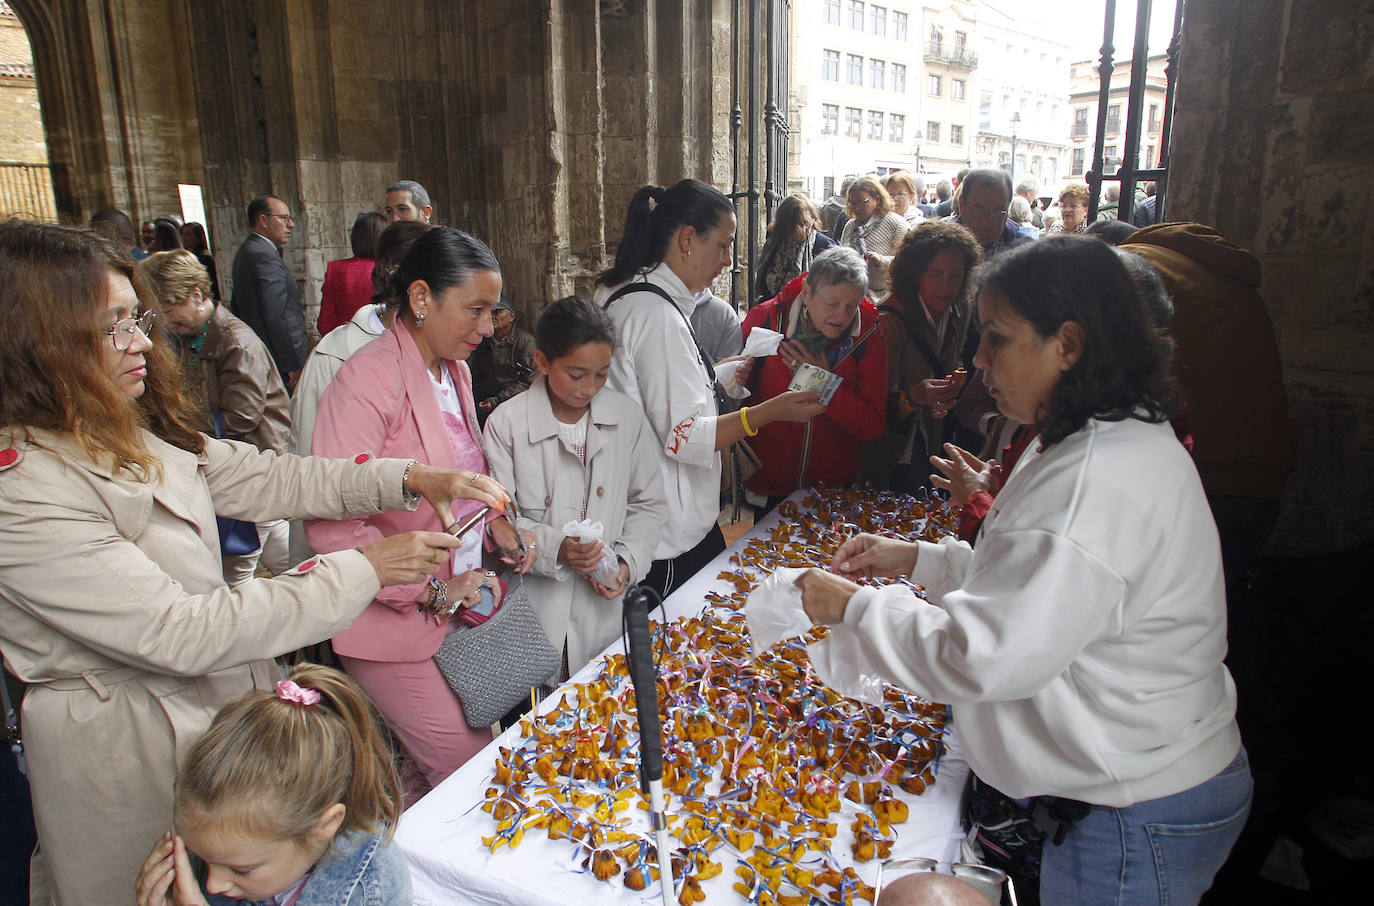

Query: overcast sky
[1011,0,1182,60]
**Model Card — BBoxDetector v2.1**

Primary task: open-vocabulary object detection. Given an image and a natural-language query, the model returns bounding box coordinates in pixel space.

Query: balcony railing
[923,42,977,68]
[1071,122,1089,139]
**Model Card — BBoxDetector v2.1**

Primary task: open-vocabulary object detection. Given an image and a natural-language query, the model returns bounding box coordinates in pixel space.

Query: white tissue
[744,567,888,706]
[742,326,785,358]
[715,328,785,399]
[559,519,620,586]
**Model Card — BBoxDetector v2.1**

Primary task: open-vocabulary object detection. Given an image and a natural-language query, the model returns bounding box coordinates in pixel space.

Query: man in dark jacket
[230,195,308,391]
[469,296,536,426]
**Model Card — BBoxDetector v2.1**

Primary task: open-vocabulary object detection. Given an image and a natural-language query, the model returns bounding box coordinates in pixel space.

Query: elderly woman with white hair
[738,246,889,512]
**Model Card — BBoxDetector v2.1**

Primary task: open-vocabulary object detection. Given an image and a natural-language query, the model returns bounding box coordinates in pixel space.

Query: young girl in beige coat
[0,221,505,906]
[483,297,666,675]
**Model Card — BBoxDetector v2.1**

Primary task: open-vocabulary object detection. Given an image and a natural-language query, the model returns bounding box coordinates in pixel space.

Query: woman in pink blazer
[309,228,534,802]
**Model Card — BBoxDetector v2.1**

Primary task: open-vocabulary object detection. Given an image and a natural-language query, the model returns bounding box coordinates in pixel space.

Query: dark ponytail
[597,179,733,286]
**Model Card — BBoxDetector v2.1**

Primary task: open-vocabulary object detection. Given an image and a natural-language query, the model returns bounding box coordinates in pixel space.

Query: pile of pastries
[481,488,957,904]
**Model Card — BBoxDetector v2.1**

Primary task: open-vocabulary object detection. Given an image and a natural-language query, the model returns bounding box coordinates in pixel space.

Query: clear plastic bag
[560,519,620,587]
[744,567,888,706]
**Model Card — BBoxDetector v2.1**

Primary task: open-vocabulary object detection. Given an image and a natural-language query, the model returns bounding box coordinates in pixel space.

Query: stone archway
[0,2,57,219]
[5,0,203,224]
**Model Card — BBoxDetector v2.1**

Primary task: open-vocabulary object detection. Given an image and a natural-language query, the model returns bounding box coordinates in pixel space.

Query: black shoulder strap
[604,281,717,381]
[878,302,944,376]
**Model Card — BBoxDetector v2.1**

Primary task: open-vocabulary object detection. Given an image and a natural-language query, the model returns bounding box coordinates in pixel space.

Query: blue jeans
[1040,747,1252,906]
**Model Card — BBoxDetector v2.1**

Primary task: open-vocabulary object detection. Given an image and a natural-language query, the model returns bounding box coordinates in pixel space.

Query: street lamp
[1009,111,1021,184]
[913,134,922,174]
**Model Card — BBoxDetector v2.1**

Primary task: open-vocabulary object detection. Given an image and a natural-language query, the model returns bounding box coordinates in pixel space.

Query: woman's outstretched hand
[830,532,919,581]
[404,463,509,527]
[360,531,464,586]
[929,443,1000,507]
[759,389,827,424]
[490,517,537,574]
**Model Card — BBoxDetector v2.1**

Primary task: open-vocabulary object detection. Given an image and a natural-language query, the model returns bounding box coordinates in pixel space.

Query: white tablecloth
[397,495,968,905]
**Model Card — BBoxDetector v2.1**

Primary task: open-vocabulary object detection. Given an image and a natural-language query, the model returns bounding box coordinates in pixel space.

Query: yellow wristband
[739,405,759,437]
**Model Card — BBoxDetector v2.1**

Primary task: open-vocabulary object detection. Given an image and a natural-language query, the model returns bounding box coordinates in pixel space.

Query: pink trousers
[339,651,493,806]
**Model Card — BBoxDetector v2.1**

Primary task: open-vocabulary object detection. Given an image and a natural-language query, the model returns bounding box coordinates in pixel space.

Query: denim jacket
[201,830,412,906]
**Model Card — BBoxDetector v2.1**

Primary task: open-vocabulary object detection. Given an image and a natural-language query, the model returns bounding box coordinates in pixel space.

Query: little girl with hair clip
[135,664,410,906]
[483,296,666,676]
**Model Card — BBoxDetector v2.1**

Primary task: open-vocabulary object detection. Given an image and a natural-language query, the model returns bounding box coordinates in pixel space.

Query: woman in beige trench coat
[0,221,506,906]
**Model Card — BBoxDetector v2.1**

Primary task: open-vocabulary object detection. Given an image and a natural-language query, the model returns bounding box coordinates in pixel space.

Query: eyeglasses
[877,858,1016,905]
[106,311,157,351]
[965,203,1010,221]
[269,213,295,224]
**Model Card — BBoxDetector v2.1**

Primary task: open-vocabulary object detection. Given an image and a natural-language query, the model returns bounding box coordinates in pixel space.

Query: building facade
[970,0,1070,196]
[916,1,977,180]
[1066,52,1169,183]
[791,0,933,199]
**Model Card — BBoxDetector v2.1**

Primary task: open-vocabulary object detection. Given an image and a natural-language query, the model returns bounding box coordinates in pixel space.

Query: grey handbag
[433,574,560,729]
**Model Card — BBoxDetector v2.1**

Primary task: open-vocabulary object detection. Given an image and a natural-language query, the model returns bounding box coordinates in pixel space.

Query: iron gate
[727,0,791,309]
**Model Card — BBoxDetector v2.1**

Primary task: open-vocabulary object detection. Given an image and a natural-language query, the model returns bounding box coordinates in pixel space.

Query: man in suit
[231,195,307,390]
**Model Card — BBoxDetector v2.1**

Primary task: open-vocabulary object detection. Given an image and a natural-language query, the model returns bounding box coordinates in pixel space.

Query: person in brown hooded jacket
[1119,223,1297,590]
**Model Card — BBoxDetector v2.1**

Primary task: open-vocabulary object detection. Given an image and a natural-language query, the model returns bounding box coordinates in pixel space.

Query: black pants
[640,524,727,600]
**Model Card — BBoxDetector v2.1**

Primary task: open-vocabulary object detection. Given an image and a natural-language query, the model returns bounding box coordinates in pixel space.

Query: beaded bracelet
[419,575,457,622]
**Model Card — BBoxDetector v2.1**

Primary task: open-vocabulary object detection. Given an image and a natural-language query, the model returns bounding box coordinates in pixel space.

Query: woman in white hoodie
[799,235,1249,906]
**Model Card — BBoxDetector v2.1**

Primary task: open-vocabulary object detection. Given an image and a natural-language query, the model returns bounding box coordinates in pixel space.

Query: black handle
[623,584,663,794]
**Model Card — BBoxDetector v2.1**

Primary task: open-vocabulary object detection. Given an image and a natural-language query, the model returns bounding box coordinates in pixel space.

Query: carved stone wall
[1168,0,1374,552]
[11,0,730,331]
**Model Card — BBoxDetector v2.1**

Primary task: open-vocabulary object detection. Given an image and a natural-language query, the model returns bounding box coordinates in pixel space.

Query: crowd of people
[0,163,1287,906]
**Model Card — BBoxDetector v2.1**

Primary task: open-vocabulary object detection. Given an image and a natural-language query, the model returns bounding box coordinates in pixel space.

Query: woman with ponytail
[136,664,410,905]
[595,179,826,596]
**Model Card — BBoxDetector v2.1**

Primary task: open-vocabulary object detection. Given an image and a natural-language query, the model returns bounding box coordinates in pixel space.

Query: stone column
[1167,0,1374,552]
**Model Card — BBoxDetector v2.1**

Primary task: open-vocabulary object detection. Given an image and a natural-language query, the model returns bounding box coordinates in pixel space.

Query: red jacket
[318,256,376,336]
[741,275,888,496]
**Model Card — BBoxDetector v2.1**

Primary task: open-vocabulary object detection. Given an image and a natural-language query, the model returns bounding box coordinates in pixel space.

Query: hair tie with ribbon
[276,679,321,706]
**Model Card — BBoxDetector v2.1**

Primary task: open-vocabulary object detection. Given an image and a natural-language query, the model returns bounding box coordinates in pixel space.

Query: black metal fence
[727,0,791,308]
[1085,0,1186,225]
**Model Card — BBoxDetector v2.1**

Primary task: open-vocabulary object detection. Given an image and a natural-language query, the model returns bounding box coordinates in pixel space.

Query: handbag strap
[604,282,724,408]
[878,302,944,376]
[1,675,16,737]
[2,671,23,774]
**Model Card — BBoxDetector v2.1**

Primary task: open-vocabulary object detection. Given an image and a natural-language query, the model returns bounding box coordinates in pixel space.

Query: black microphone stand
[623,584,675,903]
